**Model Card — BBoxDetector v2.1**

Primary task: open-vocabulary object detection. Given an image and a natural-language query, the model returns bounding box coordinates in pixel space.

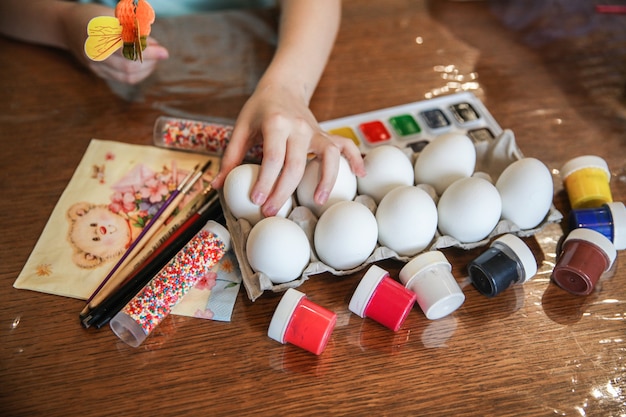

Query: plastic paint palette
[319,91,502,154]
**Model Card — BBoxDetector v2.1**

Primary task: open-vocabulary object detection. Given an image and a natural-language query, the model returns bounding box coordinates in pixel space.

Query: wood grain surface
[1,1,625,416]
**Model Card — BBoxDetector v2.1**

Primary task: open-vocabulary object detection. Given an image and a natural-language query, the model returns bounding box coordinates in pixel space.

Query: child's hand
[212,83,366,218]
[85,37,169,85]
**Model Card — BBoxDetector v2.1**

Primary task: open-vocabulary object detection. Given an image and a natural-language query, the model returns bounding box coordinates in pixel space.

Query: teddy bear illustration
[66,202,141,269]
[64,162,203,269]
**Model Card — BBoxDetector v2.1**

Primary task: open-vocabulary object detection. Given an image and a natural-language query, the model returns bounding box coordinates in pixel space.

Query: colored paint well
[467,127,495,144]
[359,120,392,144]
[408,140,429,153]
[450,102,480,123]
[328,126,360,146]
[420,108,450,129]
[389,114,421,136]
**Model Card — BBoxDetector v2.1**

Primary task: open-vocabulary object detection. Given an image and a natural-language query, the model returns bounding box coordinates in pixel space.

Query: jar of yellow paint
[560,155,612,209]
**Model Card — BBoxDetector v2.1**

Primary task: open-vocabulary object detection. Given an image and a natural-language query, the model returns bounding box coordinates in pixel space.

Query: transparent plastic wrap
[104,9,278,119]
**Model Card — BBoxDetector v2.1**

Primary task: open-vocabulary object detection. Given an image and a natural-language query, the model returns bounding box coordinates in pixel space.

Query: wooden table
[2,1,625,415]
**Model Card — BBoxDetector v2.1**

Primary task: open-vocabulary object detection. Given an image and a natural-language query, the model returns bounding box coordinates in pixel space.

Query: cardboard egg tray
[221,92,563,301]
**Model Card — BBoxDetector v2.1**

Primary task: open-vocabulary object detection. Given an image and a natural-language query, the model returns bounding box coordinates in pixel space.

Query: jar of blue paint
[569,201,625,250]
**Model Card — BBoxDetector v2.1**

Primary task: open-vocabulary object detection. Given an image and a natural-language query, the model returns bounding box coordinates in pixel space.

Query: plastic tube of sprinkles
[153,116,263,163]
[110,221,231,347]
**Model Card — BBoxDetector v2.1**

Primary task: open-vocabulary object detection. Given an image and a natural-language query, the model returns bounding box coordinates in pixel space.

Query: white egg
[296,156,357,217]
[496,157,553,229]
[314,200,378,270]
[437,177,502,243]
[376,185,438,256]
[246,217,311,284]
[414,132,476,195]
[356,145,414,203]
[223,164,292,225]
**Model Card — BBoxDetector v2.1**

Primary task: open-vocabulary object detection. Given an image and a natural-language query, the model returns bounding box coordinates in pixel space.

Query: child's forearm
[0,0,112,51]
[257,0,341,104]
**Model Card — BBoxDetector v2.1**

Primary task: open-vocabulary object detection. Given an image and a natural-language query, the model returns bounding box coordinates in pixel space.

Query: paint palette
[319,91,502,154]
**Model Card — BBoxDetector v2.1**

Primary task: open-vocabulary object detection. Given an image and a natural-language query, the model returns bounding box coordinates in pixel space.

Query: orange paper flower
[84,0,155,62]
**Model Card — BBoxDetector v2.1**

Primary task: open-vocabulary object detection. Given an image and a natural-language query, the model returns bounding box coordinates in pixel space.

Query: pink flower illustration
[106,162,197,229]
[109,190,137,213]
[140,177,169,204]
[156,170,175,190]
[195,271,217,291]
[194,308,214,320]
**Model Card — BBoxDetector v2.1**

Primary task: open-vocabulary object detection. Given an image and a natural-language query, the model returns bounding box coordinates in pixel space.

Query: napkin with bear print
[14,139,240,322]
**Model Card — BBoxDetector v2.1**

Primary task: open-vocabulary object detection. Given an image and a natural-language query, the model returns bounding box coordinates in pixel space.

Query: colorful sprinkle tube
[153,116,263,162]
[110,220,231,347]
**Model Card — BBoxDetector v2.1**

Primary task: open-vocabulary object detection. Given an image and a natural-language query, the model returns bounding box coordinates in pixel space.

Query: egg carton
[221,93,563,301]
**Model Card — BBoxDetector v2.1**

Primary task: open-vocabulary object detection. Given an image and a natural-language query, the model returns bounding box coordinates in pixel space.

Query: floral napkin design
[14,139,240,322]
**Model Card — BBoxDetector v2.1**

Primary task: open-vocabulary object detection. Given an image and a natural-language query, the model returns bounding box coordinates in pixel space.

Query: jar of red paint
[349,265,416,331]
[268,288,337,355]
[552,228,617,295]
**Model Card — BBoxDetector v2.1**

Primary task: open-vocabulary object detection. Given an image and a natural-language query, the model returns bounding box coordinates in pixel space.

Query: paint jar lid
[110,309,148,348]
[268,288,304,344]
[399,251,451,284]
[607,202,626,250]
[349,264,387,318]
[399,251,465,320]
[565,228,617,271]
[560,155,611,181]
[492,234,537,283]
